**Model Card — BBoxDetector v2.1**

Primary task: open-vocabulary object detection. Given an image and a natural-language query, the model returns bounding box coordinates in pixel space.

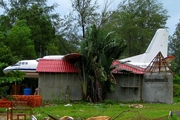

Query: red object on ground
[0,99,12,107]
[12,95,42,107]
[0,95,42,108]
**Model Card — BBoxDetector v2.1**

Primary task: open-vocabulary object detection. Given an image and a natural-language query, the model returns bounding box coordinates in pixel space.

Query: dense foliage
[169,21,180,75]
[0,0,75,60]
[169,21,180,99]
[78,25,126,102]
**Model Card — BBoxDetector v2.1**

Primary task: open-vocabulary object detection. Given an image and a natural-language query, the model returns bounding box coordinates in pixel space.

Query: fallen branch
[47,114,59,120]
[112,110,130,120]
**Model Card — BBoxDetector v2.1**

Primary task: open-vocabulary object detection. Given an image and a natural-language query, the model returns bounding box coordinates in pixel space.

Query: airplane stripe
[4,68,36,72]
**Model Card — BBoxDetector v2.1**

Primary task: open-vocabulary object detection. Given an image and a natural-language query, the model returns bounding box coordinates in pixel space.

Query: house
[109,52,173,104]
[36,58,82,101]
[36,52,173,103]
[108,60,145,102]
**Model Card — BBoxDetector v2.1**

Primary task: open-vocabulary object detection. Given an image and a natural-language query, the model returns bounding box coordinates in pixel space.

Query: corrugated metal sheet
[36,59,144,74]
[36,59,79,73]
[63,53,81,61]
[112,60,145,74]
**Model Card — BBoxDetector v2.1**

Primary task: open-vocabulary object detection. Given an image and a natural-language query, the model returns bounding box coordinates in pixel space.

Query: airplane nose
[3,67,10,74]
[3,68,7,73]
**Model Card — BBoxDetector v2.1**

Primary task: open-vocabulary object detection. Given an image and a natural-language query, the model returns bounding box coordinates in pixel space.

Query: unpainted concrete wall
[142,72,173,104]
[38,73,82,101]
[38,72,173,104]
[108,74,143,102]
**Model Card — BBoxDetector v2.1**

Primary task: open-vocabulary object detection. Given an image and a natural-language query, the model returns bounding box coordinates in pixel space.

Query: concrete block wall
[142,72,173,104]
[38,73,82,101]
[108,74,143,102]
[38,72,173,104]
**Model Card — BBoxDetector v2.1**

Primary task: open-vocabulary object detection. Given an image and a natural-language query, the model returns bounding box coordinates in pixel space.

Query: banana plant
[79,25,126,102]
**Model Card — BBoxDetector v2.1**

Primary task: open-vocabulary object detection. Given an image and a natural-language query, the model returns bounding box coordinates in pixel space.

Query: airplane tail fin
[120,29,168,67]
[142,29,168,62]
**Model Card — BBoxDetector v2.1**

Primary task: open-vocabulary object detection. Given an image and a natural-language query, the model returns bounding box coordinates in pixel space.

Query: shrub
[173,84,180,97]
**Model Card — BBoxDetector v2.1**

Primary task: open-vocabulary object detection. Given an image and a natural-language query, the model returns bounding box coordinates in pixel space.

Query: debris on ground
[86,116,111,120]
[129,104,143,108]
[64,103,72,106]
[60,116,74,120]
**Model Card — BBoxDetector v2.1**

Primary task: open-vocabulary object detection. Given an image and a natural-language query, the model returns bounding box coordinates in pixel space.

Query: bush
[104,99,116,104]
[173,84,180,97]
[173,97,180,102]
[172,114,178,120]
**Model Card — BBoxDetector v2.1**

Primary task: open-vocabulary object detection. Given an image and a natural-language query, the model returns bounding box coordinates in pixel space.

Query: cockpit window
[12,62,20,66]
[12,61,28,66]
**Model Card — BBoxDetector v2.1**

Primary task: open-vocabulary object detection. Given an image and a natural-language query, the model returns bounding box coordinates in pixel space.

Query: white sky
[48,0,180,36]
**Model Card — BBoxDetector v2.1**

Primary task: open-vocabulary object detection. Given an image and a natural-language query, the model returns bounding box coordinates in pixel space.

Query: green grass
[1,101,180,119]
[32,101,180,120]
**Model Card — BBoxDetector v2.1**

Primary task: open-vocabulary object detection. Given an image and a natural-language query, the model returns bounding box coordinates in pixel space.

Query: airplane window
[12,62,21,66]
[26,62,28,65]
[22,62,24,65]
[12,63,19,66]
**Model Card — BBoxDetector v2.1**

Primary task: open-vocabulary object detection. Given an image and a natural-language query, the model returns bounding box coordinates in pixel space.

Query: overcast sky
[48,0,180,36]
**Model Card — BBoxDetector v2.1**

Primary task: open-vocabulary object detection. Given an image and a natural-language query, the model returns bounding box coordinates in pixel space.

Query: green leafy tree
[169,21,180,75]
[168,21,180,100]
[0,41,14,80]
[103,0,169,58]
[79,25,126,102]
[0,0,63,57]
[0,42,25,98]
[6,20,36,59]
[46,43,60,55]
[172,75,180,98]
[24,4,57,57]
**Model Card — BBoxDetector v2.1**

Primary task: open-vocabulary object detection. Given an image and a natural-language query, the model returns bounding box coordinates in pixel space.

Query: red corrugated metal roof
[112,60,145,74]
[36,59,79,73]
[63,53,81,61]
[36,59,144,74]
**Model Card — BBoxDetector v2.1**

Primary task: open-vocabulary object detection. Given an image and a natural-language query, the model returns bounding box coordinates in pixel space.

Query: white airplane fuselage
[3,60,39,78]
[3,55,64,78]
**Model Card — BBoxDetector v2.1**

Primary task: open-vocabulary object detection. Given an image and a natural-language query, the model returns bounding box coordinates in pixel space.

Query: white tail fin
[120,29,168,68]
[143,29,168,61]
